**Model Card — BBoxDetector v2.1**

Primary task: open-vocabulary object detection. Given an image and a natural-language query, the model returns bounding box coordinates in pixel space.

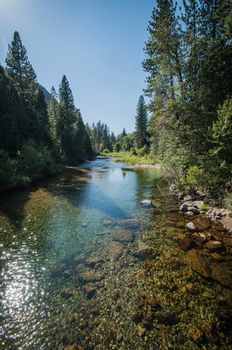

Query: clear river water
[0,158,232,350]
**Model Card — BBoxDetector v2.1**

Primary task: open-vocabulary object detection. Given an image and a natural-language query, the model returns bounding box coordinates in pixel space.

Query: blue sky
[0,0,154,134]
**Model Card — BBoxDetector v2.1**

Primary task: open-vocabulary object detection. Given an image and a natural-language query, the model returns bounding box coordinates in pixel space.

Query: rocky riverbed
[1,160,232,349]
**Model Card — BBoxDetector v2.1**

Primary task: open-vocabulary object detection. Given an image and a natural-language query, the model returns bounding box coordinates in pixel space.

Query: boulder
[210,263,232,287]
[192,216,211,231]
[176,233,192,250]
[180,203,189,212]
[211,252,225,261]
[183,195,194,202]
[223,236,232,247]
[184,211,195,217]
[186,222,197,232]
[188,207,200,215]
[204,240,223,251]
[191,232,207,245]
[184,249,211,278]
[192,200,204,209]
[211,230,224,241]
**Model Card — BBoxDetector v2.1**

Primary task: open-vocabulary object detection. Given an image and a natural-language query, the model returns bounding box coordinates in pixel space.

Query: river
[0,158,232,350]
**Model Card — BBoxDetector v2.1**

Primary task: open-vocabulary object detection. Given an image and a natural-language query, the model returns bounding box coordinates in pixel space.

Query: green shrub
[186,165,204,188]
[18,140,59,180]
[0,149,18,189]
[130,147,137,155]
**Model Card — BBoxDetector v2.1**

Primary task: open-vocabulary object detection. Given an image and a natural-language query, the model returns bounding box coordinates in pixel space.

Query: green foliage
[18,141,59,179]
[200,204,209,212]
[5,31,37,89]
[87,121,114,154]
[137,145,149,157]
[0,149,18,190]
[144,0,232,202]
[185,165,204,189]
[113,142,121,153]
[0,31,95,191]
[130,147,137,155]
[212,97,232,163]
[109,152,156,166]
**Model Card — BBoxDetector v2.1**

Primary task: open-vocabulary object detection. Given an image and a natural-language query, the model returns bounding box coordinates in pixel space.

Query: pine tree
[48,86,60,152]
[135,95,147,148]
[58,75,76,161]
[0,65,22,152]
[5,31,37,89]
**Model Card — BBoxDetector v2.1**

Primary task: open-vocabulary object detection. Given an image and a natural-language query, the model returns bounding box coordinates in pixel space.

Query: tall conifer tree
[135,95,147,148]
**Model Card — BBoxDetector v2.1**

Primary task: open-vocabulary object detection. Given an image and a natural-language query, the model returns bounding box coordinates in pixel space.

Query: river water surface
[0,158,232,350]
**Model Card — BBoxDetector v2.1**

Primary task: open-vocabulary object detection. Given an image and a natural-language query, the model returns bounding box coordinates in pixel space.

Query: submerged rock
[108,242,125,259]
[63,345,84,350]
[156,312,179,326]
[103,219,116,226]
[188,326,205,343]
[204,240,224,251]
[112,230,134,243]
[120,218,140,230]
[176,233,192,251]
[133,243,154,259]
[223,236,232,247]
[86,255,103,267]
[210,263,232,287]
[211,252,225,261]
[191,232,207,245]
[184,249,211,278]
[79,269,103,284]
[83,284,97,299]
[141,199,154,208]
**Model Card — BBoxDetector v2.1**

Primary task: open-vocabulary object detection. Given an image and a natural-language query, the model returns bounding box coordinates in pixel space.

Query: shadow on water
[0,163,129,237]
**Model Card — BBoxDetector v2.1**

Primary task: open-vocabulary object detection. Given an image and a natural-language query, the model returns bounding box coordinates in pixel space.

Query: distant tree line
[86,121,116,154]
[0,31,94,191]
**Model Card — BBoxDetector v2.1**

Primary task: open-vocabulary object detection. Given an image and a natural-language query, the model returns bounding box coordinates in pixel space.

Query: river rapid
[0,158,232,350]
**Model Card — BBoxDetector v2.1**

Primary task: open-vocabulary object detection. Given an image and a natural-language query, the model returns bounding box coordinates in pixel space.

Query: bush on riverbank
[0,144,62,192]
[102,151,156,165]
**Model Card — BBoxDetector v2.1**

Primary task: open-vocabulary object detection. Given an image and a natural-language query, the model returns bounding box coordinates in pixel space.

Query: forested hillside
[143,0,232,203]
[0,31,95,191]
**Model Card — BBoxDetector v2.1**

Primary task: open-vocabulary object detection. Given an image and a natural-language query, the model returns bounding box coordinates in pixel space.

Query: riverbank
[169,187,232,287]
